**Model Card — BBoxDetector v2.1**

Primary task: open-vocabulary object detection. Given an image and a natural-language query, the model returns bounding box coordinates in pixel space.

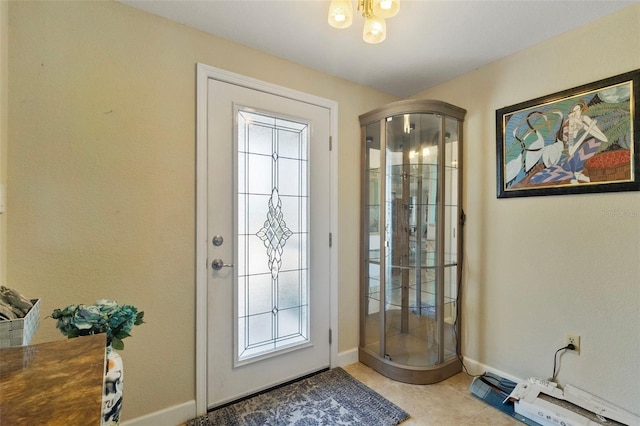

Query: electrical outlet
[566,333,580,354]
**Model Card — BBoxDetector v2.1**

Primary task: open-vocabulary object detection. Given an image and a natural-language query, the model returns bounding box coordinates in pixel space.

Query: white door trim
[195,63,339,416]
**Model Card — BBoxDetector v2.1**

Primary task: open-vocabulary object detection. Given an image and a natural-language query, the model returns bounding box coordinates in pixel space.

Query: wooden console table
[0,333,106,425]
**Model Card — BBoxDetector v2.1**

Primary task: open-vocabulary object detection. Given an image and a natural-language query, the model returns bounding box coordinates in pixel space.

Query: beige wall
[1,0,8,282]
[413,5,640,415]
[7,0,397,421]
[7,0,640,421]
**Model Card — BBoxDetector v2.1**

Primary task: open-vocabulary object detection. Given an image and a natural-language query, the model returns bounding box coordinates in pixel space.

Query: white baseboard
[335,347,358,367]
[334,348,525,384]
[335,349,524,386]
[461,357,523,384]
[121,400,196,426]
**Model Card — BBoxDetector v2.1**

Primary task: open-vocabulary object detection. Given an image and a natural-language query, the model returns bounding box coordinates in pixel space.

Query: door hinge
[329,328,332,345]
[329,136,332,151]
[329,233,332,247]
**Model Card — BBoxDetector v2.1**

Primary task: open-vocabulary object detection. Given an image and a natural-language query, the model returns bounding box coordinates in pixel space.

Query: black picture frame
[496,69,639,198]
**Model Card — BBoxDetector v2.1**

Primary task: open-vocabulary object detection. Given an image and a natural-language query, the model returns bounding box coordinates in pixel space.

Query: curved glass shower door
[360,100,465,384]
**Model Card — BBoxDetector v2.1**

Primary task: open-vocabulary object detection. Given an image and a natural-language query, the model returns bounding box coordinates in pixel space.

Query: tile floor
[342,362,523,426]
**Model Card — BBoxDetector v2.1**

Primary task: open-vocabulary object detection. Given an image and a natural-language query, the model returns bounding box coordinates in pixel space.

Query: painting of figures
[496,70,639,198]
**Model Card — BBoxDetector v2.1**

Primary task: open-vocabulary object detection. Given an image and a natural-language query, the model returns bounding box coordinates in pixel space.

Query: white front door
[203,72,333,409]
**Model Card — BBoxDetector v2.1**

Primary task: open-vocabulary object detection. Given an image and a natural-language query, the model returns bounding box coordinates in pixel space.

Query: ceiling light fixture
[328,0,400,44]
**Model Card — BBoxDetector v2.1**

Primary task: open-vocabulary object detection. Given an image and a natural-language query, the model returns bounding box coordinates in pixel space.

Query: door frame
[195,63,339,416]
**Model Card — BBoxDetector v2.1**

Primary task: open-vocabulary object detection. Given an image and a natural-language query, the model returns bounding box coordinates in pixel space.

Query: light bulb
[328,0,353,29]
[373,0,399,19]
[363,16,386,44]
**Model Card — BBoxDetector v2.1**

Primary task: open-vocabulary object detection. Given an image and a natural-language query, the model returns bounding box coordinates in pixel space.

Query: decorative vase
[102,344,124,425]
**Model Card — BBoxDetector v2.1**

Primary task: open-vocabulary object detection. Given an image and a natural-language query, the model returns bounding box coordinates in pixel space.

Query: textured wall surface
[413,4,640,416]
[7,0,396,421]
[1,0,8,283]
[7,0,639,421]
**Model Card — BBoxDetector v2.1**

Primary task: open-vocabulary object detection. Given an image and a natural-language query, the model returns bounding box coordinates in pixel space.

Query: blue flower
[108,305,137,334]
[74,305,106,330]
[96,299,119,315]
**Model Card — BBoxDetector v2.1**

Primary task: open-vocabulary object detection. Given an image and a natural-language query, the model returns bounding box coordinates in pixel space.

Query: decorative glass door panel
[363,121,382,356]
[359,100,466,384]
[443,116,460,359]
[383,112,443,367]
[236,108,310,365]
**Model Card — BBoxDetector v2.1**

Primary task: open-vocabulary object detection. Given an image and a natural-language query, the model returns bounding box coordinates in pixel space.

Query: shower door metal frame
[359,99,466,385]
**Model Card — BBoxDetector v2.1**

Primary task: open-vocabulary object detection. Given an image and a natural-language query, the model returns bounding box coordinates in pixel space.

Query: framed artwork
[496,69,639,198]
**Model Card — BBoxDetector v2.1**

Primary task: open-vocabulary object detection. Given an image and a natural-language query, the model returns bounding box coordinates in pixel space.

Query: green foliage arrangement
[51,300,145,350]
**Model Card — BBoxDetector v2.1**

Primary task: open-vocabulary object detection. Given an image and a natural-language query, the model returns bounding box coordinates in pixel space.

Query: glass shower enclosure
[359,100,466,384]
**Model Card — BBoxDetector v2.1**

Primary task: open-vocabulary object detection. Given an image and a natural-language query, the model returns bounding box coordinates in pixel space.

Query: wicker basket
[586,163,631,182]
[0,299,40,348]
[584,150,631,182]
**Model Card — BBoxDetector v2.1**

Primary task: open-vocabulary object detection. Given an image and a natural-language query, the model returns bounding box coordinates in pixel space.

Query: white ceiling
[118,0,637,97]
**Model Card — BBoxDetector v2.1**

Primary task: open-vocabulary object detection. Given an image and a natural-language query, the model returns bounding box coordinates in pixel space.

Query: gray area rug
[187,367,410,425]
